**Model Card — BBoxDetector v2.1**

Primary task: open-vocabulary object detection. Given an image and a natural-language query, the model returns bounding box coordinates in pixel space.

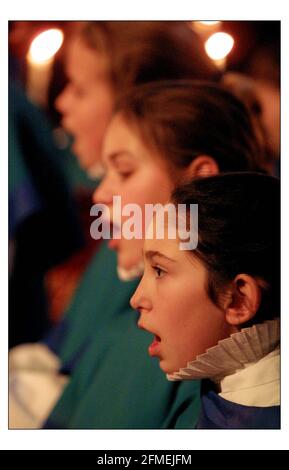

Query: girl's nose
[130,278,152,312]
[130,289,139,311]
[92,175,115,206]
[55,84,71,114]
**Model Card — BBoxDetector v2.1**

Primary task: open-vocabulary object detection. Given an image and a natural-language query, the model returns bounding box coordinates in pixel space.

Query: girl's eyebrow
[102,150,134,168]
[109,151,134,162]
[144,250,176,263]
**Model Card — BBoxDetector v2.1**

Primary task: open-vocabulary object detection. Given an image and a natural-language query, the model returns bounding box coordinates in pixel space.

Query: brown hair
[79,21,218,95]
[222,72,279,168]
[115,81,264,172]
[172,172,280,324]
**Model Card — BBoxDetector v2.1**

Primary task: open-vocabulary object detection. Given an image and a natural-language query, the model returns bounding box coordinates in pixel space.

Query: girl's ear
[185,155,219,180]
[224,274,262,326]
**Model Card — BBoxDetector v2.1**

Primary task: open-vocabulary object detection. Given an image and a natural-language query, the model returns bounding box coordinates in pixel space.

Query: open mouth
[108,238,120,250]
[137,322,162,356]
[148,334,162,357]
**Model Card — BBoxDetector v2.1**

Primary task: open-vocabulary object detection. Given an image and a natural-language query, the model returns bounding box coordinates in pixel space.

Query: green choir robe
[44,241,200,428]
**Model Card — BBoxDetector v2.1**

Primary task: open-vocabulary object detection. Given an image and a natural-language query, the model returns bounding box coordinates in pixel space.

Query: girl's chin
[159,360,172,375]
[160,358,189,375]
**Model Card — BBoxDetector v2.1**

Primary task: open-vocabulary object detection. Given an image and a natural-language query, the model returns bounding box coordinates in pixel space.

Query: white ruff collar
[167,319,280,383]
[87,162,105,179]
[117,261,144,281]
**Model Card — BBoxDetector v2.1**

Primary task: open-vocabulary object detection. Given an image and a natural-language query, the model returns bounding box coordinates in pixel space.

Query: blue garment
[9,82,84,346]
[9,86,43,237]
[197,383,280,429]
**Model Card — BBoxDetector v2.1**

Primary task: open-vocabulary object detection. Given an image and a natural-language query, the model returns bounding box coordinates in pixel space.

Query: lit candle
[191,21,221,40]
[204,32,234,71]
[26,29,64,107]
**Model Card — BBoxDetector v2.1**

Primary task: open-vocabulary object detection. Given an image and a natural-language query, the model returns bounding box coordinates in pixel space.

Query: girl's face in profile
[93,114,177,273]
[55,36,115,172]
[130,231,233,374]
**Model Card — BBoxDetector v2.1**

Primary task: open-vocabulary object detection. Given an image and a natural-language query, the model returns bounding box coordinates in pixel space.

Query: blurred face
[55,36,115,171]
[93,114,177,273]
[130,233,233,374]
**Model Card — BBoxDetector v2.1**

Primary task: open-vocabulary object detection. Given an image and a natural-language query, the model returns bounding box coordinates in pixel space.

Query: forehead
[144,236,185,263]
[144,235,204,277]
[66,37,109,83]
[146,212,179,251]
[145,209,199,255]
[102,114,154,162]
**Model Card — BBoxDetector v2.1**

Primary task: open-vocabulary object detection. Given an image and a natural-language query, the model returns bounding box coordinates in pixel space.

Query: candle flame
[205,32,234,61]
[198,21,221,26]
[27,29,64,64]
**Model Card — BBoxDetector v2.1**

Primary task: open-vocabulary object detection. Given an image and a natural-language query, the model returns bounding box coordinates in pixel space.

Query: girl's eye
[72,85,86,98]
[76,90,86,98]
[118,171,133,180]
[153,266,166,279]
